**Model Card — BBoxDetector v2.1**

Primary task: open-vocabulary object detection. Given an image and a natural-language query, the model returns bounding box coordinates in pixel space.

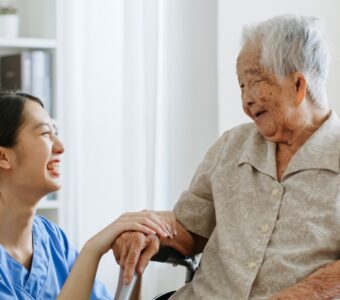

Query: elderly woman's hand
[268,292,310,300]
[268,260,340,300]
[112,231,160,284]
[111,210,176,284]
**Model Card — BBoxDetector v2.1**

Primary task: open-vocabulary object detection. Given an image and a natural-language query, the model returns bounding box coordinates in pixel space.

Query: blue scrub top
[0,216,112,300]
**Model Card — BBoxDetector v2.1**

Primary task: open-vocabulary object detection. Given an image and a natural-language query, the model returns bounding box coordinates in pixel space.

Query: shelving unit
[0,37,57,49]
[0,0,62,225]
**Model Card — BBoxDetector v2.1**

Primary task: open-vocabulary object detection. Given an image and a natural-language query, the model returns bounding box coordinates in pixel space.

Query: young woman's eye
[42,131,51,136]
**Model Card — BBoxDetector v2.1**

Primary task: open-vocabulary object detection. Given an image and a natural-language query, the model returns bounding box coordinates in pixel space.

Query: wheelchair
[114,245,198,300]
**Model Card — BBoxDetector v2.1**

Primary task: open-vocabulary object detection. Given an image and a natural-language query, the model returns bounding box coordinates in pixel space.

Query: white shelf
[37,199,60,209]
[0,37,57,49]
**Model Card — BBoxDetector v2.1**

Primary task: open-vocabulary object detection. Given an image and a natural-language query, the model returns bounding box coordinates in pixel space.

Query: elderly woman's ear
[293,72,307,105]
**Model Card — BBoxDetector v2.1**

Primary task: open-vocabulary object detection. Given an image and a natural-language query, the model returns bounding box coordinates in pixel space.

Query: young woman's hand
[154,211,178,237]
[58,211,173,299]
[85,211,173,257]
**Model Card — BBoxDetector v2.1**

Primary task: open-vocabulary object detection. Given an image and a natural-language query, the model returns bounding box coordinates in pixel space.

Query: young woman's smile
[10,101,65,197]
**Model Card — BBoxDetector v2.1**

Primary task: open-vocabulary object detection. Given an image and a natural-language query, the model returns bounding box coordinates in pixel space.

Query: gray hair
[241,14,329,108]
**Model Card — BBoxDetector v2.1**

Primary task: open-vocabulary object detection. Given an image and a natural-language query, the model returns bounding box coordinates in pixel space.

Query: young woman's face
[9,100,64,196]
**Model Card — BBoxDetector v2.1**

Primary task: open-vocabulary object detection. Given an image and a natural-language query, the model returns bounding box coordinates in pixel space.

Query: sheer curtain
[59,0,218,296]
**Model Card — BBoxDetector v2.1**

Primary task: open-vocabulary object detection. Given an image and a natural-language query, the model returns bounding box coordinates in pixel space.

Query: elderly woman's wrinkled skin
[237,43,329,181]
[268,260,340,299]
[237,44,299,142]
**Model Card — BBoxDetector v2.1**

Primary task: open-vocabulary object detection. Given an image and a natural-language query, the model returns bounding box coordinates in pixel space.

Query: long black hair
[0,91,44,147]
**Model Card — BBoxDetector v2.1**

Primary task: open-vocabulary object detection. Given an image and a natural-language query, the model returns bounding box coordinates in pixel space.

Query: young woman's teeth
[47,162,59,171]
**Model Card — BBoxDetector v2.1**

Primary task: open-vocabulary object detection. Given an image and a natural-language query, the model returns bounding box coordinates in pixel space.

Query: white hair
[241,14,329,108]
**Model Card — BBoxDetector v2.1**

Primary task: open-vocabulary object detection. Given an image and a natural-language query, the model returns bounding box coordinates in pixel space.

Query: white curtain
[59,0,218,297]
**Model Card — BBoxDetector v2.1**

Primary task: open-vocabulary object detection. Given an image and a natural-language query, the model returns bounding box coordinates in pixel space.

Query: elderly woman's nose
[245,98,254,106]
[246,84,261,103]
[242,90,255,106]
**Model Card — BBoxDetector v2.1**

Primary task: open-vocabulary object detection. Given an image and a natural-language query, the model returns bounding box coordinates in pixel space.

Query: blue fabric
[0,216,112,299]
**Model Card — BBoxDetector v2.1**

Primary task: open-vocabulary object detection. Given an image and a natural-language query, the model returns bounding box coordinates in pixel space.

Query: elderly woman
[113,14,340,299]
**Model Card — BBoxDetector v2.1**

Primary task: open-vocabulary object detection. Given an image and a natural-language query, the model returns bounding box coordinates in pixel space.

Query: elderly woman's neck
[283,104,330,148]
[275,105,330,182]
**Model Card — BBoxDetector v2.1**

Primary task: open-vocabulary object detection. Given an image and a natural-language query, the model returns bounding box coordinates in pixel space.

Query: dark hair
[0,91,44,147]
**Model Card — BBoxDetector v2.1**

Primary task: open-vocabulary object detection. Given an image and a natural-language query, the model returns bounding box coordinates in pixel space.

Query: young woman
[0,91,173,299]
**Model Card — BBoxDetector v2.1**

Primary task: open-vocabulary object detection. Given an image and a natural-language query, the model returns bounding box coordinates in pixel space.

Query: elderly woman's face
[236,45,297,142]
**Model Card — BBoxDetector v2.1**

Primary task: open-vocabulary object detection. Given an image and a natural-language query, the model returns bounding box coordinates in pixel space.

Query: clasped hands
[112,210,177,284]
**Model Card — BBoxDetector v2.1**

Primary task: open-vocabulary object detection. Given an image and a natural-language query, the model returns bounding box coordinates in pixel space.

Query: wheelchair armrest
[151,245,189,262]
[114,246,198,300]
[151,245,198,283]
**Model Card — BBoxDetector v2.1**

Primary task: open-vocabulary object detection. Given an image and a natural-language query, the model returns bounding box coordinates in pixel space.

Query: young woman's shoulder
[35,215,64,238]
[34,216,112,299]
[34,215,76,258]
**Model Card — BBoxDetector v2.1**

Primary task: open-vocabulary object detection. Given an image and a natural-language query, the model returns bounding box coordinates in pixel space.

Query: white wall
[166,0,218,206]
[218,0,340,133]
[143,0,218,298]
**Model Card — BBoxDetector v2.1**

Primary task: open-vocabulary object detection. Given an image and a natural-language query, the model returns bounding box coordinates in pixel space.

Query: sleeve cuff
[173,190,215,239]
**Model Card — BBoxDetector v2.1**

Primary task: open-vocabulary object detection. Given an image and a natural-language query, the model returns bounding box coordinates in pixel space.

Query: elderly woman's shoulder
[219,122,257,143]
[208,122,258,156]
